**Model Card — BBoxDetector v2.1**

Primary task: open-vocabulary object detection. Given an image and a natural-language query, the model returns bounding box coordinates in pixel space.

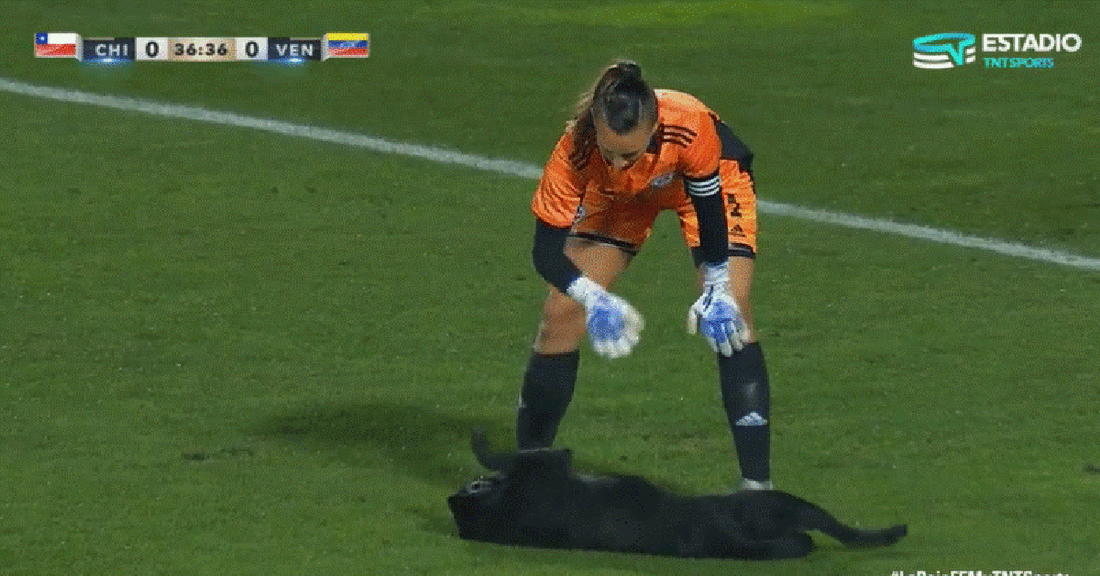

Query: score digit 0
[235,37,268,61]
[135,37,168,61]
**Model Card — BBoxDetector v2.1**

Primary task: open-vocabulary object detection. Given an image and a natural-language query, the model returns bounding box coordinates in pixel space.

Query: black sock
[718,342,771,482]
[516,351,579,449]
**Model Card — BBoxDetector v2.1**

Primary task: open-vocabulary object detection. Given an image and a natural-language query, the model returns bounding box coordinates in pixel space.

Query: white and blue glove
[566,276,644,359]
[687,262,748,356]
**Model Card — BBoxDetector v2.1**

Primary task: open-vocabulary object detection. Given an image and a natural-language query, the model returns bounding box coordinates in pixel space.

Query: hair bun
[614,60,642,79]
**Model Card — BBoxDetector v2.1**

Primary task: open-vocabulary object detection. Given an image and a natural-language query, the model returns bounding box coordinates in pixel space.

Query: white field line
[2,77,1098,272]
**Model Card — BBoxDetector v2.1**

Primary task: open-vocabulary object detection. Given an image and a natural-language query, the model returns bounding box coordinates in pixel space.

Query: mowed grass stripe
[3,76,1098,273]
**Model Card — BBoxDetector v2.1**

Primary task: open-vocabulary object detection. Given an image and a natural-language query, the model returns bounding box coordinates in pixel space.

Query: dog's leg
[471,428,575,477]
[472,428,515,472]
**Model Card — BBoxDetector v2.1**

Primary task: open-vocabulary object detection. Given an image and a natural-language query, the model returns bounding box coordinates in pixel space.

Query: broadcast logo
[912,32,976,69]
[913,32,1082,70]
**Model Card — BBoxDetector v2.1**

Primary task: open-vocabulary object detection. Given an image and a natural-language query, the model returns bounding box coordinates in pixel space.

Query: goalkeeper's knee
[534,293,587,353]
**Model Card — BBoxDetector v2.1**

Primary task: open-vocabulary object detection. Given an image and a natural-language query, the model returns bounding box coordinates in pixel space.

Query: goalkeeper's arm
[685,172,749,355]
[530,220,643,359]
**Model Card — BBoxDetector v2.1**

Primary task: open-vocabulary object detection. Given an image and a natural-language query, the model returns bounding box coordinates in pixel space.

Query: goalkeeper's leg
[702,256,772,489]
[516,238,632,449]
[720,343,772,489]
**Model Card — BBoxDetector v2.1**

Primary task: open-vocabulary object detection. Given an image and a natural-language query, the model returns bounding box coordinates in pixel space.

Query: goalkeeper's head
[570,60,658,171]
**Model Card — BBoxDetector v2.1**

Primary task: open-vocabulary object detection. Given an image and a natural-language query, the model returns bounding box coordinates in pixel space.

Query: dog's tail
[832,523,908,548]
[779,491,908,547]
[471,428,515,473]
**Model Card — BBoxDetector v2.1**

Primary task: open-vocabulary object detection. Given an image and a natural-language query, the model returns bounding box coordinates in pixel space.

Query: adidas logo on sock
[735,411,768,426]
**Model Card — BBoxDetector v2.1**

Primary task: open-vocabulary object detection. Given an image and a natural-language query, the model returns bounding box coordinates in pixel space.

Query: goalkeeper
[517,60,773,490]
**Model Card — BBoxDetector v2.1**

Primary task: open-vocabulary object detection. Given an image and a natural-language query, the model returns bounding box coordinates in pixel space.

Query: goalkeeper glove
[566,276,644,359]
[686,262,748,356]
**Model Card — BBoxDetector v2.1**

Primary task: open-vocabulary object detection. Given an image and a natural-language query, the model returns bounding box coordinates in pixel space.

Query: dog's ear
[471,428,515,473]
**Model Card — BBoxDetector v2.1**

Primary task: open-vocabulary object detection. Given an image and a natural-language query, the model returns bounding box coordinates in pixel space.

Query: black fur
[448,430,907,560]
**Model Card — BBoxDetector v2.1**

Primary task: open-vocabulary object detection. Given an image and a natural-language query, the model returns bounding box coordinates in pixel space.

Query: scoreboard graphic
[34,32,369,62]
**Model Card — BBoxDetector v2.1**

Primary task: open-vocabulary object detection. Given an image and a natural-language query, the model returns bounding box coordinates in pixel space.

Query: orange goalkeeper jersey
[532,89,726,228]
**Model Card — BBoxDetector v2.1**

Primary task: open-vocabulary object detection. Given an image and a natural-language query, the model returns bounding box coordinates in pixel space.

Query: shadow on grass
[256,399,496,544]
[256,398,682,489]
[256,399,506,487]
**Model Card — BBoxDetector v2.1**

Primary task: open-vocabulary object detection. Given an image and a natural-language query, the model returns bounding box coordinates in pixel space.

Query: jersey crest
[649,172,675,188]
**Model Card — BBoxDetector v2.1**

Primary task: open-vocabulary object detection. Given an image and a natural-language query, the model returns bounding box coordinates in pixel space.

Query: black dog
[448,430,906,560]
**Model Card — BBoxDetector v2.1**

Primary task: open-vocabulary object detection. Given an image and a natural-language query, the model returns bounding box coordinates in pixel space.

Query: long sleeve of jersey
[529,133,588,292]
[680,113,729,267]
[531,219,581,294]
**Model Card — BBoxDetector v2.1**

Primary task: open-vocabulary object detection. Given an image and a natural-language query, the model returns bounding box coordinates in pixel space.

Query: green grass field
[3,1,1099,574]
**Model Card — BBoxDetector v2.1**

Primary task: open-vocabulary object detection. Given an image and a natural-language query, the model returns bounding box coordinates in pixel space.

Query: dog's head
[448,474,501,540]
[448,429,574,540]
[448,471,507,529]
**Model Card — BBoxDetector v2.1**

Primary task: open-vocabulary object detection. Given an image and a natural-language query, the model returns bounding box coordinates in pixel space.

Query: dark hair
[569,60,658,150]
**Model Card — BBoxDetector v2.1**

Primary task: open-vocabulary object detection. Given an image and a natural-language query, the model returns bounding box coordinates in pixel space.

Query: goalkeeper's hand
[686,262,748,356]
[566,276,644,359]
